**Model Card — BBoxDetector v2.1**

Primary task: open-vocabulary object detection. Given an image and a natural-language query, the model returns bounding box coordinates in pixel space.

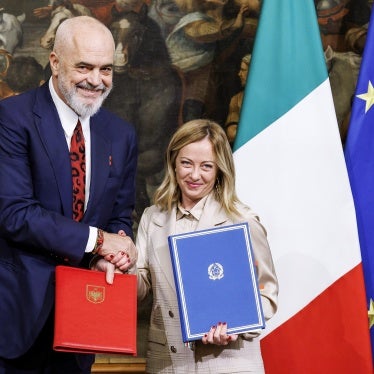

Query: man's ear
[49,52,59,75]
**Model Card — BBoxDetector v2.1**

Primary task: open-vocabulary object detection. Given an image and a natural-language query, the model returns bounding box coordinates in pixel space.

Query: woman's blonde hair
[154,119,242,218]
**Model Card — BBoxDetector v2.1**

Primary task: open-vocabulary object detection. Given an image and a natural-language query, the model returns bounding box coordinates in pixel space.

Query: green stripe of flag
[234,0,328,150]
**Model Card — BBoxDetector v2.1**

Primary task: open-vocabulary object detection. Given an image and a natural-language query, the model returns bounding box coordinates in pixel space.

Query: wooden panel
[92,355,146,373]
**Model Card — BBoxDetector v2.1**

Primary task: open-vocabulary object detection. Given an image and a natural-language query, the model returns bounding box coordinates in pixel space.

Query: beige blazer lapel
[150,206,178,293]
[149,195,232,294]
[196,194,230,230]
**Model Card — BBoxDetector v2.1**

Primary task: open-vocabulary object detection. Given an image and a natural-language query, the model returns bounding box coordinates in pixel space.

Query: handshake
[91,229,137,284]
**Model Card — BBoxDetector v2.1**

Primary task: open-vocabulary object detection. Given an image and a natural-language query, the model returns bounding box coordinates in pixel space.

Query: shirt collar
[177,194,209,221]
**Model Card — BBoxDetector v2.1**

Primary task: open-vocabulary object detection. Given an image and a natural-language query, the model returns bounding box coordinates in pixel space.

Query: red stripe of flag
[261,264,372,373]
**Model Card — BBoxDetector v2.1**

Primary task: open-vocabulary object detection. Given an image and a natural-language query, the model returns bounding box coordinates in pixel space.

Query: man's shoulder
[0,85,41,106]
[0,85,46,119]
[96,107,134,130]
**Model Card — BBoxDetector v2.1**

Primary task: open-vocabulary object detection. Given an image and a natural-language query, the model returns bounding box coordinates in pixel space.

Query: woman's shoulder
[234,202,269,237]
[142,204,163,216]
[234,201,260,221]
[140,204,170,225]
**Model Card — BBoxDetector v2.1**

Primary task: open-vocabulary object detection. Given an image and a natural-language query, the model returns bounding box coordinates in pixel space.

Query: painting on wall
[0,0,371,363]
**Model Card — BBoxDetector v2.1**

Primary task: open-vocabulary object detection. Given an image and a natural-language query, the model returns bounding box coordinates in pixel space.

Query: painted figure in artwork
[166,0,259,122]
[225,53,251,146]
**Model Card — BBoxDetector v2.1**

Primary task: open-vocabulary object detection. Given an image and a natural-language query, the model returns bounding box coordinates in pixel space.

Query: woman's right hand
[201,322,239,345]
[92,257,123,285]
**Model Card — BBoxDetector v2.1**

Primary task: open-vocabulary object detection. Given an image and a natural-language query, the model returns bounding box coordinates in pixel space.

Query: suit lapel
[34,84,73,217]
[33,84,112,221]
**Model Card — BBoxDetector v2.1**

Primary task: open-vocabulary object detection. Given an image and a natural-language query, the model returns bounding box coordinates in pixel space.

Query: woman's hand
[100,229,138,272]
[201,322,238,345]
[91,257,123,284]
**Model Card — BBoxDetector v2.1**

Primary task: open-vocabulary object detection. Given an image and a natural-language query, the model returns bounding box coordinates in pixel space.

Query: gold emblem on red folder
[86,285,105,303]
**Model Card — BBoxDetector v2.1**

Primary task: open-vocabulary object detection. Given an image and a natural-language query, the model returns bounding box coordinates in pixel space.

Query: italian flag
[233,0,373,372]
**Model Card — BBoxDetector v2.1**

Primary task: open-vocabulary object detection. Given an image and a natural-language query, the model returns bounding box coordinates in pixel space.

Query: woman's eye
[202,163,213,170]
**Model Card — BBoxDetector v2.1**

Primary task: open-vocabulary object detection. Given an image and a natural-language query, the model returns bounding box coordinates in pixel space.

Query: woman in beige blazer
[133,119,278,373]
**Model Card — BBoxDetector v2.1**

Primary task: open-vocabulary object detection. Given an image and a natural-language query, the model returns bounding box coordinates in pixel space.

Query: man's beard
[58,78,112,118]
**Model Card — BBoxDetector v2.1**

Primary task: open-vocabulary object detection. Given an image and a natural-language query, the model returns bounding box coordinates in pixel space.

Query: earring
[215,179,221,196]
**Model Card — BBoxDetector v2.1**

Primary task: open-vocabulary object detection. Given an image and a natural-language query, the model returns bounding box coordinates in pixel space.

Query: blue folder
[168,223,265,342]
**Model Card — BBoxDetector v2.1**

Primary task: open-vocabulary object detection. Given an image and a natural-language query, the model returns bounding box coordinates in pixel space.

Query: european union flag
[345,10,374,359]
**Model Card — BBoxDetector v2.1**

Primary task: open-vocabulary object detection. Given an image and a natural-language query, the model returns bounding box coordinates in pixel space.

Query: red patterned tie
[70,120,85,221]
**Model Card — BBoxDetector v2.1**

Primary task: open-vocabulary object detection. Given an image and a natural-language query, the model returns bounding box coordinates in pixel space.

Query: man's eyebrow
[74,62,113,68]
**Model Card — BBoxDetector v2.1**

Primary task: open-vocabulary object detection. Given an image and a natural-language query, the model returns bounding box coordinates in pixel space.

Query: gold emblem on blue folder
[208,263,224,280]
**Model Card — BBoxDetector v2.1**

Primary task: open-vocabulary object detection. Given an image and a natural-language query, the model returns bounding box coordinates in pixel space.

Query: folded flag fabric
[344,5,374,363]
[233,0,373,372]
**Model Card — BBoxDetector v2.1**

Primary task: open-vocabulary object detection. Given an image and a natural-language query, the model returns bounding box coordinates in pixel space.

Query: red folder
[53,266,137,355]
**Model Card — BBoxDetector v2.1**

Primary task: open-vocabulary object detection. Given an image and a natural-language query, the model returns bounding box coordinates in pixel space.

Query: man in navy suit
[0,16,137,373]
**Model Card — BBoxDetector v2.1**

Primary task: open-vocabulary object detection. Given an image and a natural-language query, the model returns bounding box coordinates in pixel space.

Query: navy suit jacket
[0,83,137,359]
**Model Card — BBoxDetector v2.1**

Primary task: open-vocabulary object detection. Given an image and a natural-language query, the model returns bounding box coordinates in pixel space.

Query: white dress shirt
[49,78,97,252]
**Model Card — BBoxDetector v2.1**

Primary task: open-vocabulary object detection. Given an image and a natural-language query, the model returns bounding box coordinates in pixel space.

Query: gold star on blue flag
[356,81,374,113]
[369,299,374,329]
[345,10,374,360]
